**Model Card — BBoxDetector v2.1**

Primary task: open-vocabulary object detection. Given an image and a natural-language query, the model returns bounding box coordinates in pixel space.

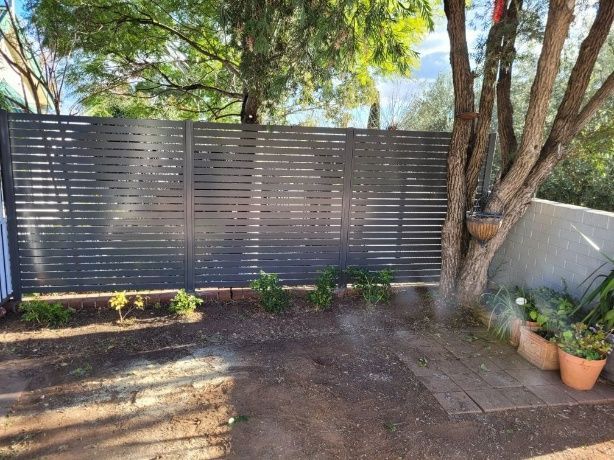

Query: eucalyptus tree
[32,0,434,122]
[440,0,614,304]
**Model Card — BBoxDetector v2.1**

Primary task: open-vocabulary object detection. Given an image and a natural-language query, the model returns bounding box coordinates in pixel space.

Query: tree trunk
[455,194,533,304]
[240,91,260,124]
[440,0,475,301]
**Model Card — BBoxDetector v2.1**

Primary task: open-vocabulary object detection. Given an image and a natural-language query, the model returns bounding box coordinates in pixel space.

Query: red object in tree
[493,0,505,23]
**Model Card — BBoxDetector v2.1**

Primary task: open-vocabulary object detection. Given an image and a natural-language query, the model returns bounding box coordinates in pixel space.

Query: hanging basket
[466,193,503,244]
[466,212,502,243]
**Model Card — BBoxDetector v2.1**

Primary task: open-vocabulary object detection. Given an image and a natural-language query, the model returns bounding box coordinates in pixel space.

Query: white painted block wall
[491,198,614,381]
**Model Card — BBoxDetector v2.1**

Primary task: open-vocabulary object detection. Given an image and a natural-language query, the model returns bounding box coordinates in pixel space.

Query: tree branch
[571,71,614,138]
[464,11,508,208]
[118,9,241,79]
[490,0,575,209]
[544,0,614,149]
[496,0,523,172]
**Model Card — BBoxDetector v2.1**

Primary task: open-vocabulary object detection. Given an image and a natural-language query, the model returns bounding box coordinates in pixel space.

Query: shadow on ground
[1,287,613,459]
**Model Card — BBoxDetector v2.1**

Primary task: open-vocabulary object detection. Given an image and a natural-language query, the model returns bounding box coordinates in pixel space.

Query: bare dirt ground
[1,287,613,459]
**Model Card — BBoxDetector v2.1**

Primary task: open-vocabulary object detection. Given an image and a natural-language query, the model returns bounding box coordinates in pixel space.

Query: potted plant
[517,288,576,370]
[485,286,539,346]
[555,323,612,390]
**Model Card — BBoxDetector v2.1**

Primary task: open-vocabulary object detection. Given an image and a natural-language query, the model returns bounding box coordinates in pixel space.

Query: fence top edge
[4,112,459,138]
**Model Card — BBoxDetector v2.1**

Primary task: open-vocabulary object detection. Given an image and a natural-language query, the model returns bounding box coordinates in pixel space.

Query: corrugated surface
[8,113,186,293]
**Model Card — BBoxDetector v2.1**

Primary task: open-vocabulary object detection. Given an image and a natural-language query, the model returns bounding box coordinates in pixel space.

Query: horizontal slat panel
[8,112,463,293]
[10,112,186,294]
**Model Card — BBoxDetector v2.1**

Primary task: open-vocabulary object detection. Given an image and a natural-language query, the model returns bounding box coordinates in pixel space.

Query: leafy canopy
[30,0,434,122]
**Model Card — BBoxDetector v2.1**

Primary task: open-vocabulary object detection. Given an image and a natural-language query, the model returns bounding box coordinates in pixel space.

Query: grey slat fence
[0,111,495,298]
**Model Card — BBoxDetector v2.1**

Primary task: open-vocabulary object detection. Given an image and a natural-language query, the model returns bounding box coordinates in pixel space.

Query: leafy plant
[250,272,289,313]
[526,287,577,338]
[70,363,93,378]
[571,228,614,330]
[19,299,72,327]
[346,267,394,305]
[169,289,203,316]
[483,286,529,340]
[308,266,339,310]
[555,323,613,360]
[109,292,146,323]
[484,285,577,340]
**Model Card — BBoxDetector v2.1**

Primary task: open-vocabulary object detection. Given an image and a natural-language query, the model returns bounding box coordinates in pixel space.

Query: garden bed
[1,288,613,459]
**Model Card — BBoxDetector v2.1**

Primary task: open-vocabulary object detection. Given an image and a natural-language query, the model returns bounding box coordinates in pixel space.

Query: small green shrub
[109,292,145,323]
[308,266,339,310]
[19,299,72,327]
[169,289,203,316]
[347,267,394,305]
[250,271,289,313]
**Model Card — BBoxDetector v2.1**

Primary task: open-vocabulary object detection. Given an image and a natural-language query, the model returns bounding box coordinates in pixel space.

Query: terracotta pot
[517,326,559,370]
[509,320,540,347]
[558,348,607,391]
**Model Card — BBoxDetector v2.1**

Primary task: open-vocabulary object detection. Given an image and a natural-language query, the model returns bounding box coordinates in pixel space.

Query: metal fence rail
[0,111,495,298]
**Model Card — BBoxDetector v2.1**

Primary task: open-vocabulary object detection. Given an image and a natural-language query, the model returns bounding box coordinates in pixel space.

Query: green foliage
[308,266,339,310]
[524,287,577,338]
[572,232,614,330]
[31,0,433,123]
[69,363,93,378]
[555,323,612,361]
[484,285,578,340]
[346,267,394,305]
[169,289,203,316]
[483,286,532,340]
[250,272,289,313]
[399,73,454,131]
[19,299,72,327]
[109,292,145,323]
[538,147,613,212]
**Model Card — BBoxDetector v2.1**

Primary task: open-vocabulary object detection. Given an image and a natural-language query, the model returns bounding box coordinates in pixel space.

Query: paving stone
[448,371,491,391]
[481,342,517,357]
[501,387,546,409]
[440,337,488,359]
[433,358,471,375]
[505,368,561,386]
[406,335,444,350]
[560,385,612,404]
[466,388,515,412]
[419,373,463,393]
[433,391,482,415]
[479,370,523,388]
[415,345,455,360]
[526,385,578,406]
[491,352,536,370]
[461,357,502,373]
[396,351,438,377]
[593,382,614,400]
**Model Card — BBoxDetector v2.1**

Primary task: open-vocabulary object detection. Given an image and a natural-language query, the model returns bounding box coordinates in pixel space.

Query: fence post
[184,120,195,292]
[0,111,21,300]
[338,128,355,285]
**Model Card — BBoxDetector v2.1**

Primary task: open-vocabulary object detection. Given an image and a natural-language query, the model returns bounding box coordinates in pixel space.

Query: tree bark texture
[439,0,475,300]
